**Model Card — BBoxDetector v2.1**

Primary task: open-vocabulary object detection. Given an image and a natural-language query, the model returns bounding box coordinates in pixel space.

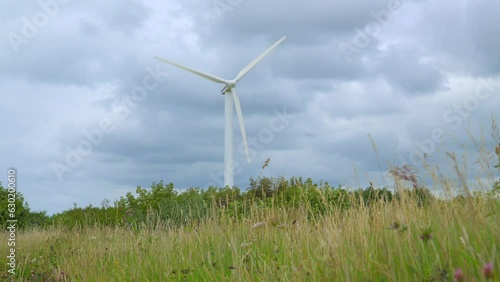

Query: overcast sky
[1,0,499,214]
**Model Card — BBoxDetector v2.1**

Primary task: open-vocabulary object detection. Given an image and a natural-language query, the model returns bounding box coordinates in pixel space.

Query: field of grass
[2,191,499,281]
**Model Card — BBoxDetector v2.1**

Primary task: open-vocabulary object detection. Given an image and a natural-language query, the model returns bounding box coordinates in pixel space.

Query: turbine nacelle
[221,80,237,94]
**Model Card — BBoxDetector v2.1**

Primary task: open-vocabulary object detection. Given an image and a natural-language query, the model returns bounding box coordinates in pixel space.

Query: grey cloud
[104,0,150,33]
[203,0,402,39]
[1,0,500,215]
[372,45,447,94]
[416,0,500,75]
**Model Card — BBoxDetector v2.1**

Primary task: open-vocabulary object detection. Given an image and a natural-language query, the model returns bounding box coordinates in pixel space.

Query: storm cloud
[1,0,499,214]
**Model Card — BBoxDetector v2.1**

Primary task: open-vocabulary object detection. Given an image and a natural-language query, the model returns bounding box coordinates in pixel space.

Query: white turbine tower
[154,35,286,188]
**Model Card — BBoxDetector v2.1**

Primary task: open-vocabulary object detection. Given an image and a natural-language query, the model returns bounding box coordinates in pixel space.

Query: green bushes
[46,177,397,229]
[50,204,125,229]
[8,175,498,230]
[0,183,50,229]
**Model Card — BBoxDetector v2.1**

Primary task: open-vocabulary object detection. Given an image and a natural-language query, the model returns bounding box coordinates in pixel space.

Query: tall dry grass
[2,189,498,281]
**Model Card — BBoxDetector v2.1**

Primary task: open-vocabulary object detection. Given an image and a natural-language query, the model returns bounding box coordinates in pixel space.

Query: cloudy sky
[1,0,499,214]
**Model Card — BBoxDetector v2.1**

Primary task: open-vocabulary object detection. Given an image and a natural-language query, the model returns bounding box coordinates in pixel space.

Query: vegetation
[1,129,499,281]
[0,185,49,230]
[1,174,499,281]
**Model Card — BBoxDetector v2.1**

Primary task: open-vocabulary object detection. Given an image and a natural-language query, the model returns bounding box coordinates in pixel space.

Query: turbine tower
[154,35,287,188]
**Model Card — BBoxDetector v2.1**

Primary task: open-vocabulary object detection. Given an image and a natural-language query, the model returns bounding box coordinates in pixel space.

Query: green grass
[2,195,499,281]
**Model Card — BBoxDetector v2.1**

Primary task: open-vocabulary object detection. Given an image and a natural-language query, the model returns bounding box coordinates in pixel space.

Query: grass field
[2,191,499,281]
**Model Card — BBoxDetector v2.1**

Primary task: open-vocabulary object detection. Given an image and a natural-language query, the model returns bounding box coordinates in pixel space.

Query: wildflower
[454,268,464,281]
[484,262,494,279]
[420,229,432,242]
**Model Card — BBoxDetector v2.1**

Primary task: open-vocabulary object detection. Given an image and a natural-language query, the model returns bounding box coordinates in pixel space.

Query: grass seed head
[252,221,265,228]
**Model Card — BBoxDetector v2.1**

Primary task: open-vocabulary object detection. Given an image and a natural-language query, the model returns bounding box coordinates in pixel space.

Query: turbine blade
[234,35,287,83]
[231,89,251,163]
[154,56,229,85]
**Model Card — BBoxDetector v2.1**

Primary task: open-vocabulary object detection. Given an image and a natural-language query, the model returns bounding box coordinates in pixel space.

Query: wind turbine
[154,35,287,188]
